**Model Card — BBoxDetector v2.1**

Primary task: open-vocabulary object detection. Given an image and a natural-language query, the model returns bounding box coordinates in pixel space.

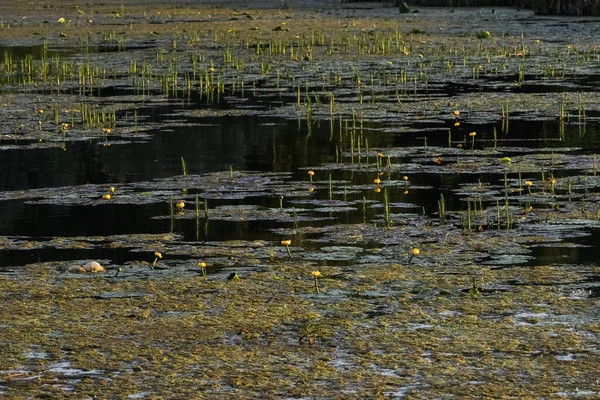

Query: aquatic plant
[311,270,321,294]
[397,2,410,13]
[408,247,419,265]
[152,252,162,269]
[198,261,208,278]
[469,132,476,150]
[102,193,111,200]
[525,180,533,195]
[469,278,481,298]
[175,201,185,212]
[281,240,292,257]
[181,157,188,176]
[438,193,446,222]
[308,170,314,184]
[299,315,321,344]
[477,31,491,39]
[227,272,240,281]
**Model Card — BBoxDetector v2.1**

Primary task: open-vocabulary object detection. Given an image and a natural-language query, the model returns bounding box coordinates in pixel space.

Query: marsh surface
[0,1,599,398]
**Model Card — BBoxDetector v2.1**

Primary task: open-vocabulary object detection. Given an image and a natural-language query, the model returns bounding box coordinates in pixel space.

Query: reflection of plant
[152,252,162,269]
[312,270,321,294]
[453,110,460,127]
[281,240,292,257]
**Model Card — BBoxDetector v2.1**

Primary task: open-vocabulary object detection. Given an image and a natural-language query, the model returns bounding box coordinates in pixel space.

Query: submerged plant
[311,270,321,294]
[152,252,162,269]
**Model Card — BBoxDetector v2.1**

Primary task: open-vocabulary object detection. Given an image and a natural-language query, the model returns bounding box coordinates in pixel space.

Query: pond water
[1,80,600,269]
[1,3,599,398]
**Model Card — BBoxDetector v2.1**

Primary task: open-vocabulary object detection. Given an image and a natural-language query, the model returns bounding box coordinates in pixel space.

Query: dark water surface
[1,100,599,267]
